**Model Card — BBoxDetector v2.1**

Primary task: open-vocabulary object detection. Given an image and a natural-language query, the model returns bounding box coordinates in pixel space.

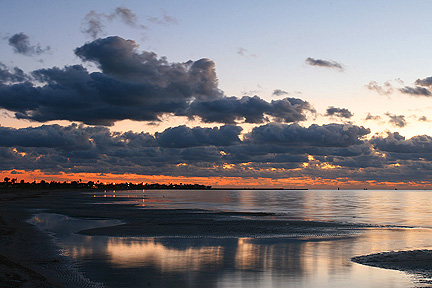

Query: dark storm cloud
[0,36,314,126]
[325,106,353,119]
[186,96,314,124]
[0,122,372,178]
[0,124,101,149]
[399,86,431,96]
[3,122,432,182]
[371,132,432,154]
[0,63,29,83]
[74,37,220,98]
[305,57,344,71]
[368,132,432,178]
[385,113,407,127]
[272,89,289,96]
[366,81,393,95]
[0,124,224,173]
[246,123,370,147]
[8,33,50,56]
[155,125,242,148]
[0,124,160,173]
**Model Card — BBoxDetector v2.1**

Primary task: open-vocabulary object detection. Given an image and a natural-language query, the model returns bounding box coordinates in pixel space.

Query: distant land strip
[0,178,310,191]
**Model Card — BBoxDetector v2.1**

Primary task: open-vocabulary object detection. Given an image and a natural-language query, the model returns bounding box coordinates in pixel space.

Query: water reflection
[104,238,224,271]
[28,213,123,235]
[28,213,423,288]
[90,189,432,228]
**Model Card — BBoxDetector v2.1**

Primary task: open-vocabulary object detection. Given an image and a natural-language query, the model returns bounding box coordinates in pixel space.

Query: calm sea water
[30,189,432,287]
[91,189,432,228]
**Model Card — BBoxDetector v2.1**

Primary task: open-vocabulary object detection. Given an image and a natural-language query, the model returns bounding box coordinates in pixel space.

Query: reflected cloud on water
[103,238,224,271]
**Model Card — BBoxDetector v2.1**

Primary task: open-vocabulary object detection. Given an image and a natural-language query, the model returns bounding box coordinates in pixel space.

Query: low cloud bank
[1,122,431,183]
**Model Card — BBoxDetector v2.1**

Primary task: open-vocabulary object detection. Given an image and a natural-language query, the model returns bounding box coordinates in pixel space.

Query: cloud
[368,78,432,97]
[0,63,29,83]
[236,47,257,57]
[305,57,344,71]
[109,7,143,28]
[365,113,381,121]
[246,123,370,148]
[81,10,105,39]
[0,123,372,179]
[385,113,407,127]
[272,89,289,96]
[371,132,432,154]
[147,12,178,25]
[8,33,50,56]
[0,36,314,126]
[4,122,432,183]
[237,47,247,56]
[241,89,261,96]
[399,86,431,97]
[0,124,107,149]
[81,7,146,39]
[415,76,432,87]
[366,81,394,95]
[325,106,353,119]
[186,96,315,124]
[155,125,242,148]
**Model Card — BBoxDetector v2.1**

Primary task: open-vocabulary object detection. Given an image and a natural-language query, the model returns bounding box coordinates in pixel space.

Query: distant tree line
[0,177,211,190]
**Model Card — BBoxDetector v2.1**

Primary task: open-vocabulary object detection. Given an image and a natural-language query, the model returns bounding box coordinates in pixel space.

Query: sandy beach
[0,189,104,288]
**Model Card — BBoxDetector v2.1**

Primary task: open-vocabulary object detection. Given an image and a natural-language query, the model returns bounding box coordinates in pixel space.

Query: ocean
[29,189,432,287]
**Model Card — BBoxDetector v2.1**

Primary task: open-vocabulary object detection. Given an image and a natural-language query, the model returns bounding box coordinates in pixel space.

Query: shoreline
[0,189,104,288]
[352,250,432,275]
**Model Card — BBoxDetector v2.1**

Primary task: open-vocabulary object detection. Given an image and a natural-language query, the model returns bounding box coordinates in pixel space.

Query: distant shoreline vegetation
[0,177,211,190]
[0,177,311,191]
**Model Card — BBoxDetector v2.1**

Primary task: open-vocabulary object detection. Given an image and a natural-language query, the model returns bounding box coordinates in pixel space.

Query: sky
[1,0,432,188]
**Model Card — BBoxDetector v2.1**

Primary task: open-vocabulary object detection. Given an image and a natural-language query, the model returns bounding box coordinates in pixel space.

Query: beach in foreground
[0,188,359,287]
[1,188,432,287]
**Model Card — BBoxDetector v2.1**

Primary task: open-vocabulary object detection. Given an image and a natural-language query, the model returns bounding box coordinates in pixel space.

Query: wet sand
[0,189,103,288]
[352,250,432,280]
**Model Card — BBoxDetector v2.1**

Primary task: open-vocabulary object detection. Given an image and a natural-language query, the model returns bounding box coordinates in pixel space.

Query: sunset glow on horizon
[1,169,429,190]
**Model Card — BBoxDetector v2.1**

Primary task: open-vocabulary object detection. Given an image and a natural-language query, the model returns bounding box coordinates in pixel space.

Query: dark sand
[352,250,432,278]
[0,190,103,288]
